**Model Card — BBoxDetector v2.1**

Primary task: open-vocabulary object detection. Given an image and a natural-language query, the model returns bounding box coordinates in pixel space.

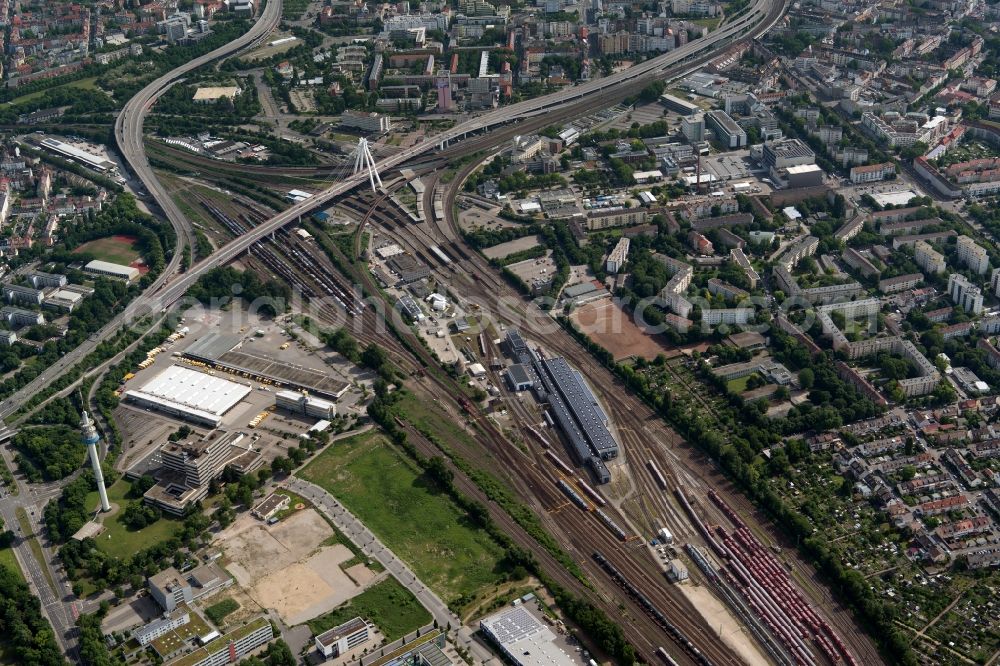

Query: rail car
[592,551,714,666]
[648,459,668,490]
[527,425,551,449]
[429,245,452,264]
[655,647,681,666]
[576,477,607,507]
[545,450,574,475]
[595,509,626,541]
[557,479,591,511]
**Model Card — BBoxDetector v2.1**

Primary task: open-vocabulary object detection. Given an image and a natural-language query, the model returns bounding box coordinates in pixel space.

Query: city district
[2,0,1000,664]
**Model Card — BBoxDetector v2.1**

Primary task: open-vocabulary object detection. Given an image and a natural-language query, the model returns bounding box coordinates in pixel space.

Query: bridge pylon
[352,138,383,193]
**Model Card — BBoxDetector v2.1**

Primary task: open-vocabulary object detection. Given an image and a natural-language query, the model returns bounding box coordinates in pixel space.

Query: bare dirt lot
[569,298,675,361]
[215,508,379,625]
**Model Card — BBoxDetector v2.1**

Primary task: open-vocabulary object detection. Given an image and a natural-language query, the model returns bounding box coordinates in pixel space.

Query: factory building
[38,137,117,172]
[705,110,747,148]
[183,333,350,401]
[761,138,816,170]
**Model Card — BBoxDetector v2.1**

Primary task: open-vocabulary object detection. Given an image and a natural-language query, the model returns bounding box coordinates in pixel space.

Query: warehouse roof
[125,365,251,422]
[480,606,574,666]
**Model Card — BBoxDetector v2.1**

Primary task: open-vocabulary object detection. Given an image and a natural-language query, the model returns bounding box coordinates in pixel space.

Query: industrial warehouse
[183,332,350,400]
[124,365,252,428]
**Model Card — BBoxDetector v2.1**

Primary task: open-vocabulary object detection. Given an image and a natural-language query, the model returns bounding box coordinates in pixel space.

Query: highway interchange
[0,0,792,658]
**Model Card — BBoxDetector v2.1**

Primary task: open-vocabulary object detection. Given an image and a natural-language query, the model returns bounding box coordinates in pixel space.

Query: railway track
[328,191,742,665]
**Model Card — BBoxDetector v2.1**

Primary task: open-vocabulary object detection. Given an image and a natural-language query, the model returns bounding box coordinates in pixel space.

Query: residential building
[606,237,630,273]
[850,162,895,183]
[339,111,392,133]
[948,273,984,314]
[879,273,922,294]
[913,240,946,274]
[585,208,646,230]
[956,235,989,274]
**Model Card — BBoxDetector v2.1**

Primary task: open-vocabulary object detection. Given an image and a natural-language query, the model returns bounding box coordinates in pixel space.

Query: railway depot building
[503,330,618,484]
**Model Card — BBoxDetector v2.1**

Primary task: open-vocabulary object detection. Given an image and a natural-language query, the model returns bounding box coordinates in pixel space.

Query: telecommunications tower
[81,410,110,512]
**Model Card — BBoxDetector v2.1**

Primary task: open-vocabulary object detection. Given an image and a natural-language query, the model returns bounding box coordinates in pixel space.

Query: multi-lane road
[0,0,282,422]
[0,0,789,658]
[138,0,786,311]
[0,0,784,426]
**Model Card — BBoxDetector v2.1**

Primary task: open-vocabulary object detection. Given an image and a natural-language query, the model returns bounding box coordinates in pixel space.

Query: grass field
[298,430,508,611]
[0,547,24,584]
[85,480,182,560]
[8,77,99,106]
[307,577,431,641]
[73,235,141,265]
[205,598,239,626]
[727,375,752,394]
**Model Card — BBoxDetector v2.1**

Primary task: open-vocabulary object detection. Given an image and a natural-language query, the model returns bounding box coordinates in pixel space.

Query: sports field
[73,235,141,265]
[570,297,675,361]
[298,431,508,611]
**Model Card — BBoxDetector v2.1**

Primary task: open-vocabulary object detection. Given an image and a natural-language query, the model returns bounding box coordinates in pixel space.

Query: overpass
[145,0,786,312]
[0,0,785,422]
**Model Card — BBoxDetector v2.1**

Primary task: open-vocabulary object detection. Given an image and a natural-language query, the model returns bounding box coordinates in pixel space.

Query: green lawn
[7,77,99,106]
[73,235,141,265]
[205,598,239,627]
[727,374,753,394]
[298,430,508,611]
[307,577,431,640]
[0,547,24,584]
[692,17,721,29]
[85,480,182,560]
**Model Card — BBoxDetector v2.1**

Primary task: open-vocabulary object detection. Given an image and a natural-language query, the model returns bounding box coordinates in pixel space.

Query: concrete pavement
[285,477,499,665]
